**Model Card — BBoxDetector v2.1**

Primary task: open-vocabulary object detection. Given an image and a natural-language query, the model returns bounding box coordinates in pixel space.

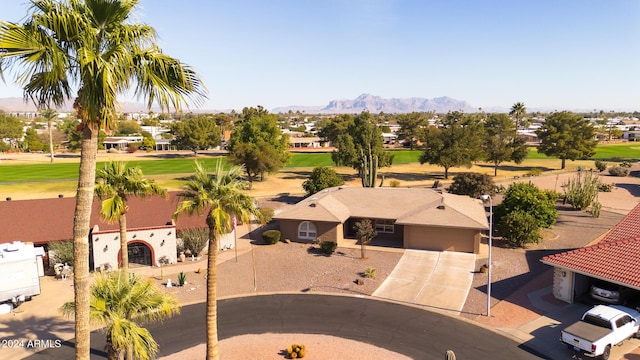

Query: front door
[128,242,152,267]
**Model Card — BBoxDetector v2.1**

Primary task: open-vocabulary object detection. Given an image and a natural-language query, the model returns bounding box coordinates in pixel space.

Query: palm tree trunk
[206,227,220,360]
[119,214,128,272]
[48,120,54,163]
[73,124,99,360]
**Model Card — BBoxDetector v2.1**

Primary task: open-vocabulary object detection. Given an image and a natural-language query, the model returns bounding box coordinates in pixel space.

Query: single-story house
[541,203,640,303]
[0,193,235,271]
[273,187,489,254]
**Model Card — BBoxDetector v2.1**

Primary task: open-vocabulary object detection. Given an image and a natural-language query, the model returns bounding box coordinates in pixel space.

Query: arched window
[298,221,317,240]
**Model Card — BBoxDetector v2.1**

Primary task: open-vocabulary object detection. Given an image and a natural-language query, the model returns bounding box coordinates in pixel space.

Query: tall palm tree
[509,102,527,131]
[174,161,258,360]
[0,2,205,358]
[61,270,180,360]
[40,108,58,163]
[95,161,167,272]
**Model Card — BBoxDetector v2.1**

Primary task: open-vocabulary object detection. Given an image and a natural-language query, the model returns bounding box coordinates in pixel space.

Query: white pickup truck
[560,305,640,360]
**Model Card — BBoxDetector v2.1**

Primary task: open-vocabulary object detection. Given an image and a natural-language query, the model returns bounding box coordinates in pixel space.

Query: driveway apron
[373,250,476,313]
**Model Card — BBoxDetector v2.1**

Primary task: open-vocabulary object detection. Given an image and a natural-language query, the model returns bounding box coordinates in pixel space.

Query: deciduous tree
[171,115,221,155]
[397,112,432,149]
[536,111,597,169]
[483,113,528,176]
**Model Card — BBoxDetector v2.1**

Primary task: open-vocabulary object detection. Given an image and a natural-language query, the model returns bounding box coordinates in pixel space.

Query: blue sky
[1,0,639,112]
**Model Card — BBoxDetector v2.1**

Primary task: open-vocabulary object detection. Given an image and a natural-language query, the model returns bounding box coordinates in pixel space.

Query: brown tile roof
[540,238,640,289]
[273,187,489,230]
[541,202,640,289]
[0,192,207,245]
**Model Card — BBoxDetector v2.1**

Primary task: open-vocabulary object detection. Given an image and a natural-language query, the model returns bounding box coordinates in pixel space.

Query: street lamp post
[481,194,493,317]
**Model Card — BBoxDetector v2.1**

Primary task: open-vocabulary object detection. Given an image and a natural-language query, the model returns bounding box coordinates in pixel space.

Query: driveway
[372,250,476,313]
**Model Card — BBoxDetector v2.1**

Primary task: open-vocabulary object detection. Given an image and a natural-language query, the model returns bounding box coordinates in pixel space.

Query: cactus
[445,350,456,360]
[177,271,186,286]
[360,144,378,188]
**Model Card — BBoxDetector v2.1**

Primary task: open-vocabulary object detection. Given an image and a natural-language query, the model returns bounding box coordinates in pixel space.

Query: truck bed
[563,320,611,344]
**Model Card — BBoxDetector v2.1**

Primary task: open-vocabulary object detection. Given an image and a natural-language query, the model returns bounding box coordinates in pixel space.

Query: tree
[171,115,221,155]
[447,172,495,199]
[116,120,142,135]
[354,218,376,259]
[227,106,290,187]
[174,161,258,359]
[536,111,597,169]
[0,2,205,358]
[302,166,345,196]
[320,112,393,186]
[22,127,45,152]
[495,182,558,229]
[419,111,484,179]
[397,112,432,149]
[40,108,58,162]
[61,271,180,360]
[0,112,23,150]
[95,161,167,272]
[509,102,528,130]
[483,113,528,176]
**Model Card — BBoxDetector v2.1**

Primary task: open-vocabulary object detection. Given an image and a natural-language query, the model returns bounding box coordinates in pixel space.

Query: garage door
[404,225,476,253]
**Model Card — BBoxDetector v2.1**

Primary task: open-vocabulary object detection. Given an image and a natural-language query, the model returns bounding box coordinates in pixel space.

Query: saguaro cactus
[360,144,378,188]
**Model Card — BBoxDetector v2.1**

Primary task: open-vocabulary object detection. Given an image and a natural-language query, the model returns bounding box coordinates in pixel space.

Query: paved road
[25,294,540,359]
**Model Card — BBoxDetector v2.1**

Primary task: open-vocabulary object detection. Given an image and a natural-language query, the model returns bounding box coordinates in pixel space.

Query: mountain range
[0,94,501,114]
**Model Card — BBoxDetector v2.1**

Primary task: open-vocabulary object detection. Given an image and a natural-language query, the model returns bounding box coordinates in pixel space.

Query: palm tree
[0,2,205,358]
[174,161,258,360]
[40,108,58,163]
[95,161,167,272]
[509,102,527,131]
[61,270,180,360]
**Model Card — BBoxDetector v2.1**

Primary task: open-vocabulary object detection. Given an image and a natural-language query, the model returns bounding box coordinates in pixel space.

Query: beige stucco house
[273,187,489,254]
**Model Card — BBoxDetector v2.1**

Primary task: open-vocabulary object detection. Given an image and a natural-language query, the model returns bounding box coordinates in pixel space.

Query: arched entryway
[122,241,154,267]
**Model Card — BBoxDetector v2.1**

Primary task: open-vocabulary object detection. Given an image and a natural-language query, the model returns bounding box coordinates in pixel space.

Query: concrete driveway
[372,250,476,313]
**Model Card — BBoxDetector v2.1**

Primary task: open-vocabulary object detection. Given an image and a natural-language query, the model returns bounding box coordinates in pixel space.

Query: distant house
[273,187,489,254]
[103,136,142,151]
[289,136,323,148]
[541,203,640,303]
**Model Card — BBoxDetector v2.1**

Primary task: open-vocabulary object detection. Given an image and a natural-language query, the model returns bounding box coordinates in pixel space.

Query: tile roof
[274,187,489,230]
[540,237,640,289]
[541,202,640,289]
[0,192,207,245]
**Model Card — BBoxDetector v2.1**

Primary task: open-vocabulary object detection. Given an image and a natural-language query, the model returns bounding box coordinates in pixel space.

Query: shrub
[598,183,613,192]
[126,144,138,153]
[364,267,376,279]
[495,182,558,228]
[595,160,607,172]
[389,179,401,187]
[48,240,74,265]
[498,210,542,247]
[590,201,602,218]
[286,343,306,358]
[319,240,337,255]
[620,161,632,168]
[302,166,345,196]
[262,230,281,245]
[526,168,543,176]
[563,171,601,210]
[257,207,274,225]
[178,228,208,257]
[447,172,495,199]
[609,166,630,177]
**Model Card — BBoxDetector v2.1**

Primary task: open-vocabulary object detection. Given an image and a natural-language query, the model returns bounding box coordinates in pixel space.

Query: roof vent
[437,205,445,210]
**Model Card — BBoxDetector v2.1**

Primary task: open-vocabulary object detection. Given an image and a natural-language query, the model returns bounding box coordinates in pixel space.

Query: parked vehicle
[560,305,640,360]
[590,279,634,304]
[0,241,42,307]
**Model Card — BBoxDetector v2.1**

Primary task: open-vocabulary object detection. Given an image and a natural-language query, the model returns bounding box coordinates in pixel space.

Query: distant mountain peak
[307,93,477,114]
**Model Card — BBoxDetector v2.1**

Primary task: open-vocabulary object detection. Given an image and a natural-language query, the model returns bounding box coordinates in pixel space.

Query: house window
[298,221,317,240]
[375,219,394,234]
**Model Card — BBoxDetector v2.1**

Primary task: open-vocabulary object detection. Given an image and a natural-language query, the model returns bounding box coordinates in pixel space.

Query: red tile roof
[0,192,208,245]
[541,202,640,289]
[541,237,640,288]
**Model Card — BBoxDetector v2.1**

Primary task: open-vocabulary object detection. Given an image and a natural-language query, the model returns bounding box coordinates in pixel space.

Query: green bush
[495,182,558,228]
[498,210,542,247]
[262,230,281,245]
[563,171,601,210]
[302,166,345,196]
[319,240,337,254]
[178,228,208,257]
[364,267,376,279]
[257,207,274,224]
[595,160,608,172]
[620,161,632,168]
[177,272,187,286]
[598,183,613,192]
[590,201,602,218]
[447,172,495,198]
[526,168,543,177]
[389,179,401,187]
[609,166,630,177]
[48,240,74,265]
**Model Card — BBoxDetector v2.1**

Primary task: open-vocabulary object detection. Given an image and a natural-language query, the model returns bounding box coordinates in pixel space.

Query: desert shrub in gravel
[498,210,542,247]
[526,168,543,176]
[364,267,376,278]
[609,166,629,177]
[178,228,208,257]
[621,161,632,168]
[262,230,281,245]
[598,183,613,192]
[495,182,558,228]
[286,343,306,358]
[319,240,337,254]
[563,171,600,210]
[594,160,607,172]
[389,179,401,187]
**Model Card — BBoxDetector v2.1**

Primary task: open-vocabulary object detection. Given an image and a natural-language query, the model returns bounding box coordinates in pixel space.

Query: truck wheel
[600,345,611,360]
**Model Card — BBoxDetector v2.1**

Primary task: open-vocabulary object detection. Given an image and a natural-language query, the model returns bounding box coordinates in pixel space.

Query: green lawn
[1,144,637,183]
